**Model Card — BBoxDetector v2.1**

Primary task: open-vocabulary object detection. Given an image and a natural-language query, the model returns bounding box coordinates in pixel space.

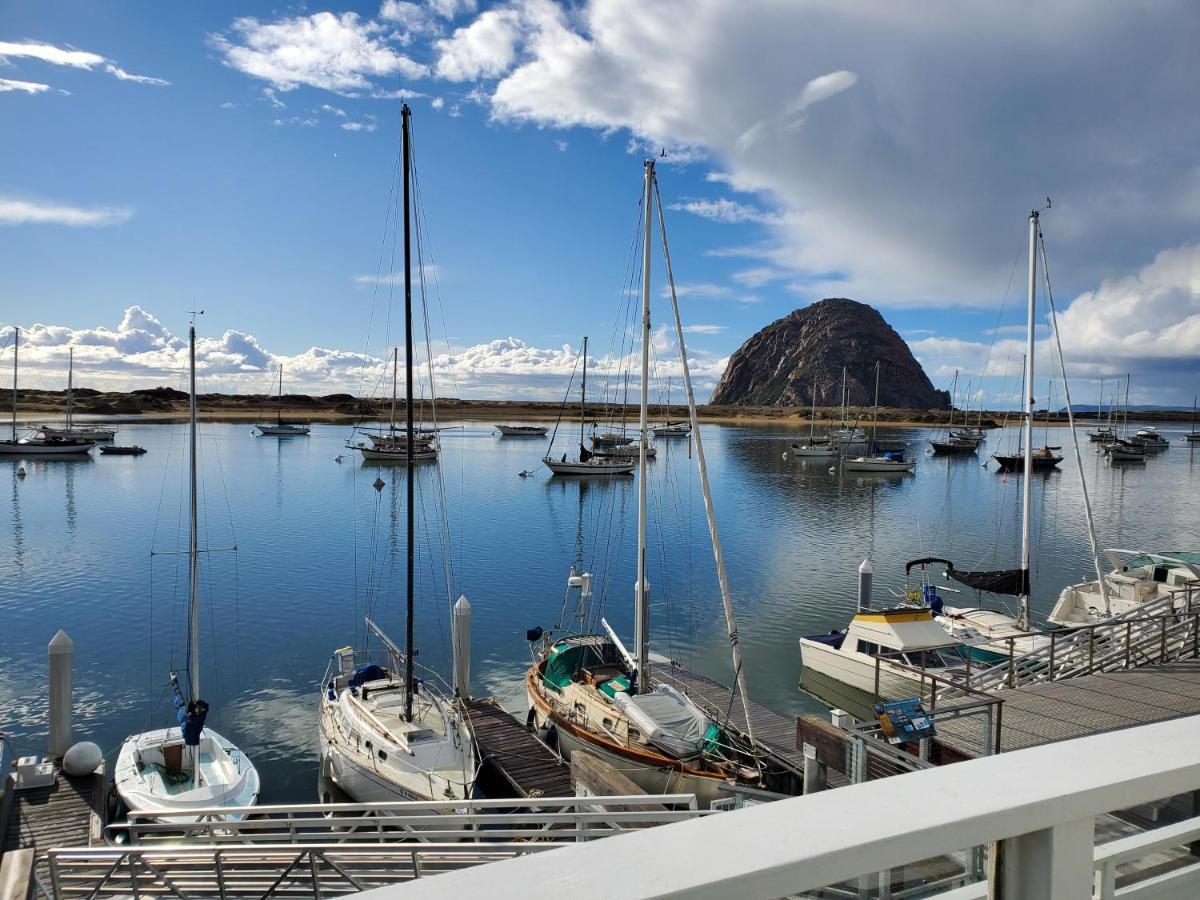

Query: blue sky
[2,1,1198,406]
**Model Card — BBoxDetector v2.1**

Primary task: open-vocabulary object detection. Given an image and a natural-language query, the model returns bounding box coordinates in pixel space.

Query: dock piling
[452,594,471,699]
[858,559,873,611]
[48,629,73,759]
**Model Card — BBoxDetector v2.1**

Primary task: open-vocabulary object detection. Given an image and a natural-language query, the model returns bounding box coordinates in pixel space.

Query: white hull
[255,424,311,436]
[790,444,838,458]
[39,426,116,441]
[843,457,915,473]
[651,424,690,437]
[798,638,930,701]
[113,727,260,824]
[544,457,635,476]
[0,439,95,456]
[937,607,1051,658]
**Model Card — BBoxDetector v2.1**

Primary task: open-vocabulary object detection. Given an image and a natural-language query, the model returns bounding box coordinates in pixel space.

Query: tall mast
[188,326,200,703]
[841,366,847,426]
[1018,210,1038,631]
[1123,374,1131,438]
[871,361,881,445]
[809,375,816,440]
[401,103,416,724]
[390,348,398,434]
[653,167,759,753]
[579,336,588,449]
[634,160,653,684]
[66,347,74,430]
[277,363,283,424]
[11,327,17,441]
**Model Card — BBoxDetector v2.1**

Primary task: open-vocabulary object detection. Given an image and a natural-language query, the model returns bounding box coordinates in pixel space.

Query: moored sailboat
[543,336,636,476]
[792,376,837,458]
[0,329,96,457]
[254,364,311,436]
[843,362,916,473]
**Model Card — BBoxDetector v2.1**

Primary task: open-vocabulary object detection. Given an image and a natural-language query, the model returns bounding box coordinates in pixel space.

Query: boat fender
[525,707,537,729]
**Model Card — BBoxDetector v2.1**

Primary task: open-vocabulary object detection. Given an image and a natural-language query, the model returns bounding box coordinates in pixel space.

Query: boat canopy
[542,637,616,691]
[906,556,1029,597]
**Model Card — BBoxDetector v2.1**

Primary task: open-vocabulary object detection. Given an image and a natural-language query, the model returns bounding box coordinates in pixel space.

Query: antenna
[188,309,205,324]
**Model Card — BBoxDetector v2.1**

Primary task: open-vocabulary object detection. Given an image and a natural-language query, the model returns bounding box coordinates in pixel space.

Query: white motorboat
[496,424,548,437]
[593,442,656,459]
[321,105,475,807]
[799,607,964,702]
[254,364,311,436]
[112,322,260,823]
[1131,426,1168,449]
[0,331,95,457]
[1049,550,1200,627]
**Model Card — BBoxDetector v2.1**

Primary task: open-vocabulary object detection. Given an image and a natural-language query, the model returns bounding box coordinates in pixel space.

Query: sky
[1,0,1199,407]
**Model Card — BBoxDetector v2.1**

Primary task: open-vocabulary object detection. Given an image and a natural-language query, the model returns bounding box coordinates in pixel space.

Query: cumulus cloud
[434,6,524,80]
[0,78,51,94]
[0,39,168,86]
[341,121,378,132]
[667,198,779,225]
[0,197,132,227]
[211,12,427,94]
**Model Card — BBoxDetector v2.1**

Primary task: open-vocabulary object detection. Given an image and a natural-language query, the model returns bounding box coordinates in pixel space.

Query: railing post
[1125,622,1132,669]
[965,650,972,689]
[994,701,1003,756]
[215,849,228,900]
[1049,631,1056,680]
[1161,617,1168,661]
[1088,628,1095,674]
[1007,639,1015,688]
[995,818,1093,900]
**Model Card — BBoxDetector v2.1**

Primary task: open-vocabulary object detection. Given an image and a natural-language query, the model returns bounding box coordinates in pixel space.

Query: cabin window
[602,718,614,730]
[378,750,387,761]
[858,641,880,656]
[628,727,641,741]
[365,740,373,751]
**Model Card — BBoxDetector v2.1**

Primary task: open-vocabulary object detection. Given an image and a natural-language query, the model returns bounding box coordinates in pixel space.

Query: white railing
[355,715,1200,899]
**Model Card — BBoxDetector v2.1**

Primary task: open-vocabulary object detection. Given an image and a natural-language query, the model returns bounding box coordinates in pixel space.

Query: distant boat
[792,376,838,458]
[992,446,1063,472]
[1104,438,1146,463]
[112,323,260,822]
[0,329,96,457]
[929,370,978,455]
[1187,396,1200,443]
[1131,426,1168,449]
[254,364,311,436]
[36,348,118,442]
[100,445,147,456]
[496,424,548,437]
[842,362,915,473]
[650,379,690,437]
[352,349,438,464]
[544,337,637,477]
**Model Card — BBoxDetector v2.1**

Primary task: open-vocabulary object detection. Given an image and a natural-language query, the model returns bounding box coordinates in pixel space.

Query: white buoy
[452,594,472,699]
[16,466,26,478]
[828,466,836,474]
[781,451,788,459]
[49,629,74,758]
[857,558,873,611]
[62,741,103,776]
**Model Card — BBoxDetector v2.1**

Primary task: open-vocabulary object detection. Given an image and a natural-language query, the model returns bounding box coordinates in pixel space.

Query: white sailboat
[37,348,118,442]
[0,329,96,457]
[112,323,260,822]
[792,376,837,458]
[254,364,311,436]
[352,349,439,463]
[842,362,915,473]
[543,336,636,476]
[827,366,868,447]
[320,104,474,806]
[651,378,691,437]
[528,161,788,806]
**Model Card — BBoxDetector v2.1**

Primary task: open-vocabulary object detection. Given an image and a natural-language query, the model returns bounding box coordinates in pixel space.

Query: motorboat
[1049,550,1200,627]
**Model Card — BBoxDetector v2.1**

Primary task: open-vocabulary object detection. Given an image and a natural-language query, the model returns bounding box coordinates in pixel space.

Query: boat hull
[358,446,438,463]
[843,458,915,473]
[0,439,95,456]
[992,454,1062,472]
[798,638,928,703]
[790,445,837,458]
[39,426,116,441]
[496,425,548,437]
[543,458,635,476]
[255,424,311,436]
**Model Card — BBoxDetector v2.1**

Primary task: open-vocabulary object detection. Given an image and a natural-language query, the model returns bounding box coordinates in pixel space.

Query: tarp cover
[618,685,710,758]
[948,567,1029,597]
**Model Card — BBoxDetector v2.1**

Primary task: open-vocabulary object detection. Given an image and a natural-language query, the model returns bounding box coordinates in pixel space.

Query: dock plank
[464,699,573,798]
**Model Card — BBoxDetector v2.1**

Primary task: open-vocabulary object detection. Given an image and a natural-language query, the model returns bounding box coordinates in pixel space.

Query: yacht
[1049,550,1200,627]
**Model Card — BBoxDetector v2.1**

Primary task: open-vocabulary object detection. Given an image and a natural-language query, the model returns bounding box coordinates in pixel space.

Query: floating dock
[0,766,105,888]
[464,697,573,798]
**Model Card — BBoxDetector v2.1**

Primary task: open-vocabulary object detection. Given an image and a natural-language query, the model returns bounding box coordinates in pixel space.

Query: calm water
[2,419,1197,801]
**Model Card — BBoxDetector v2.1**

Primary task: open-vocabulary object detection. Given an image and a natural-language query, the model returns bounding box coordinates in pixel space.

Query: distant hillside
[710,298,949,409]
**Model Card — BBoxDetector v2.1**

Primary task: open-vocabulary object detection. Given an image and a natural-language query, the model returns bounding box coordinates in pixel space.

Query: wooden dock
[463,698,573,798]
[0,766,105,889]
[937,659,1200,758]
[652,661,807,776]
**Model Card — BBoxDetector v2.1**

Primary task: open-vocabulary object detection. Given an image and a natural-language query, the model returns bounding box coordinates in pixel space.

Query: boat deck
[936,658,1200,758]
[651,661,807,775]
[0,766,105,884]
[463,698,573,798]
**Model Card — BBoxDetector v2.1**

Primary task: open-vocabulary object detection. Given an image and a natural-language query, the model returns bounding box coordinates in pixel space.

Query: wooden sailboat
[112,322,260,821]
[544,336,636,476]
[254,364,311,436]
[843,362,915,473]
[0,329,96,456]
[528,161,794,806]
[791,376,837,457]
[319,104,474,806]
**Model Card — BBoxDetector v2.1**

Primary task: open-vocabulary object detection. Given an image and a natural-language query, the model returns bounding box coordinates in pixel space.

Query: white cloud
[353,265,438,284]
[682,324,726,334]
[667,198,779,225]
[211,12,427,94]
[555,139,568,152]
[0,197,132,227]
[428,0,479,19]
[434,6,524,81]
[431,96,444,109]
[736,69,857,152]
[0,39,168,86]
[321,103,347,116]
[731,267,785,288]
[0,78,51,94]
[341,121,378,132]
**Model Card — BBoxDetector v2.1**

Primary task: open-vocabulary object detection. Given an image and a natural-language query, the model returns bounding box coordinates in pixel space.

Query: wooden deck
[463,698,574,798]
[652,661,806,775]
[0,766,105,888]
[937,659,1200,758]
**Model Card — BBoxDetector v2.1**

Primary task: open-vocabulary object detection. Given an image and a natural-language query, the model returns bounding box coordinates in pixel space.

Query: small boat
[992,446,1062,472]
[496,424,549,437]
[1049,549,1200,627]
[930,438,979,455]
[1186,397,1199,443]
[100,445,148,456]
[799,607,964,705]
[792,376,838,457]
[112,323,260,823]
[592,431,636,448]
[1131,426,1168,449]
[34,347,119,442]
[0,331,97,457]
[1105,439,1146,462]
[841,363,915,473]
[951,427,986,444]
[592,442,656,459]
[1087,426,1117,444]
[353,349,438,464]
[651,421,690,437]
[254,364,311,436]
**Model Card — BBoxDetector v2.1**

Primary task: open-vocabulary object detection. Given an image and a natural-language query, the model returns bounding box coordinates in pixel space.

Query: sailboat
[254,364,311,436]
[543,336,636,476]
[0,329,96,457]
[992,371,1063,472]
[112,323,260,821]
[791,376,837,458]
[930,371,978,455]
[320,104,474,806]
[528,160,790,807]
[1105,375,1146,462]
[826,366,868,447]
[352,349,438,463]
[651,377,690,437]
[843,362,915,473]
[1086,377,1116,444]
[1186,396,1200,443]
[36,348,118,441]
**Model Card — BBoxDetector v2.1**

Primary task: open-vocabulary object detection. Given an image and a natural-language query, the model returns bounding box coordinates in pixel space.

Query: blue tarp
[350,664,388,687]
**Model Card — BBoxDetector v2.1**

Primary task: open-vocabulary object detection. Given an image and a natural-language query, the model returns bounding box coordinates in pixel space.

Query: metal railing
[106,794,703,847]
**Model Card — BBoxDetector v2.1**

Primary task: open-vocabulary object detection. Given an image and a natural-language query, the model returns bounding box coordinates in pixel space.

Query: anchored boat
[0,329,95,457]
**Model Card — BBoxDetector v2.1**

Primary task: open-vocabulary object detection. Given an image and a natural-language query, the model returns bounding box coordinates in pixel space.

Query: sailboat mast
[580,336,588,448]
[652,167,759,751]
[188,326,200,703]
[401,103,416,724]
[1123,374,1131,438]
[11,327,18,442]
[1018,210,1038,631]
[809,375,816,440]
[634,160,653,684]
[391,349,398,434]
[277,363,283,424]
[67,348,74,430]
[841,366,847,426]
[871,361,880,446]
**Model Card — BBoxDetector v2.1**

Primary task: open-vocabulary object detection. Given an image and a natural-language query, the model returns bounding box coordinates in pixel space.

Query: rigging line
[545,344,583,455]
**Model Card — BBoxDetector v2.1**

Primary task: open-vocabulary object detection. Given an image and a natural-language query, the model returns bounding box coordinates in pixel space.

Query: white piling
[857,559,873,611]
[452,594,472,699]
[48,629,74,758]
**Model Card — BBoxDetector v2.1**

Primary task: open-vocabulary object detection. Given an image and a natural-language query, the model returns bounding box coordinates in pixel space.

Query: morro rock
[709,298,949,409]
